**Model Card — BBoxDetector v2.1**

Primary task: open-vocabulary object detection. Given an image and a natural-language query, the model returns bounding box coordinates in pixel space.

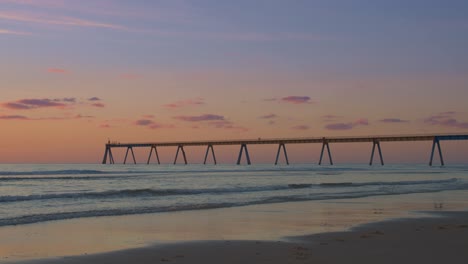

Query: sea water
[0,164,467,227]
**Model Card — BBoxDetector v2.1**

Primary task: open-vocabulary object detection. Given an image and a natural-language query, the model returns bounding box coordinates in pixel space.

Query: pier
[102,134,468,166]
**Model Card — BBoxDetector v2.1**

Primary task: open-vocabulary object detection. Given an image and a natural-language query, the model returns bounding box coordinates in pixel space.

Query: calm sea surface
[0,164,467,227]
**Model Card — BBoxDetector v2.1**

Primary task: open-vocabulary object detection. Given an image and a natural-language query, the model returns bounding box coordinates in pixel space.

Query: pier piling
[174,145,187,165]
[429,137,445,166]
[147,145,160,165]
[275,143,289,165]
[203,144,217,165]
[237,144,251,165]
[369,140,384,166]
[319,140,333,165]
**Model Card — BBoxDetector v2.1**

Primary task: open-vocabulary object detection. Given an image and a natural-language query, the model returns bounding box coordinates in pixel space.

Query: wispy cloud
[424,112,468,129]
[292,125,310,130]
[174,114,224,122]
[91,102,105,108]
[264,96,313,104]
[325,118,369,130]
[0,114,94,121]
[258,114,278,119]
[0,28,31,35]
[1,97,105,110]
[2,98,70,110]
[0,11,127,30]
[134,118,174,129]
[0,115,29,120]
[135,119,154,126]
[321,115,341,122]
[164,98,205,108]
[88,97,101,101]
[281,96,312,104]
[379,118,409,123]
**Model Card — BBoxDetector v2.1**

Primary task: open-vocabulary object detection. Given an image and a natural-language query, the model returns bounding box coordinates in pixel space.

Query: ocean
[1,163,467,228]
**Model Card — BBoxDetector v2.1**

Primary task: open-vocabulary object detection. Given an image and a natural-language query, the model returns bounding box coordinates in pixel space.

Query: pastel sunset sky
[1,0,468,163]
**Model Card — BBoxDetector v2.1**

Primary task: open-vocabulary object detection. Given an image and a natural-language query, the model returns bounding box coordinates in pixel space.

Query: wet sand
[10,211,468,264]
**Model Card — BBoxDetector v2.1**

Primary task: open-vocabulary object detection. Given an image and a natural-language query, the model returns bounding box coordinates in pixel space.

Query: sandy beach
[8,211,468,264]
[2,165,468,264]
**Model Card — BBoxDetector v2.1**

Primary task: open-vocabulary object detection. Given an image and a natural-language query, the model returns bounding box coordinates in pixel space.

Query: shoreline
[9,210,468,264]
[3,189,467,261]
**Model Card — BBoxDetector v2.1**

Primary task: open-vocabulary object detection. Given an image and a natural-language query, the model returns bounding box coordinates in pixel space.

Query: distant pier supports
[102,146,115,164]
[237,144,251,165]
[369,140,384,166]
[429,137,445,166]
[174,145,188,165]
[275,143,289,165]
[124,146,137,164]
[204,144,217,165]
[319,140,333,165]
[147,145,161,165]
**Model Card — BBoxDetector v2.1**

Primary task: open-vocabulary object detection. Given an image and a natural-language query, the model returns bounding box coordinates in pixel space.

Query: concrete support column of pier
[174,145,188,165]
[429,137,445,166]
[275,143,289,165]
[124,147,137,164]
[369,140,384,166]
[319,140,333,165]
[237,144,251,165]
[203,145,217,165]
[147,146,161,165]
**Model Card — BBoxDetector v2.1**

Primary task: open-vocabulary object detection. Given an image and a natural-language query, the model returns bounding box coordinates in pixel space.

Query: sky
[1,0,468,164]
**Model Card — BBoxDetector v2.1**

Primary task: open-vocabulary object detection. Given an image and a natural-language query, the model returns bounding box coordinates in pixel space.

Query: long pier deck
[102,134,468,166]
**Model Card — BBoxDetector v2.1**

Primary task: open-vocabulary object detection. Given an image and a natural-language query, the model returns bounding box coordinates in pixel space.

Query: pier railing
[102,133,468,166]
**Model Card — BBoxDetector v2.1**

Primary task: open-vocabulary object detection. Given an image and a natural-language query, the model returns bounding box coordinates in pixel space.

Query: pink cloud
[174,114,224,122]
[379,118,409,123]
[91,102,105,108]
[74,114,94,119]
[164,98,205,108]
[322,115,341,121]
[2,97,105,111]
[326,123,354,130]
[0,11,128,30]
[142,114,155,118]
[0,113,94,121]
[258,114,278,119]
[325,118,369,130]
[281,96,312,104]
[292,125,310,130]
[47,68,68,74]
[134,118,174,130]
[424,112,468,129]
[135,119,154,126]
[99,123,111,128]
[0,115,29,120]
[2,98,69,110]
[354,118,369,126]
[0,28,31,35]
